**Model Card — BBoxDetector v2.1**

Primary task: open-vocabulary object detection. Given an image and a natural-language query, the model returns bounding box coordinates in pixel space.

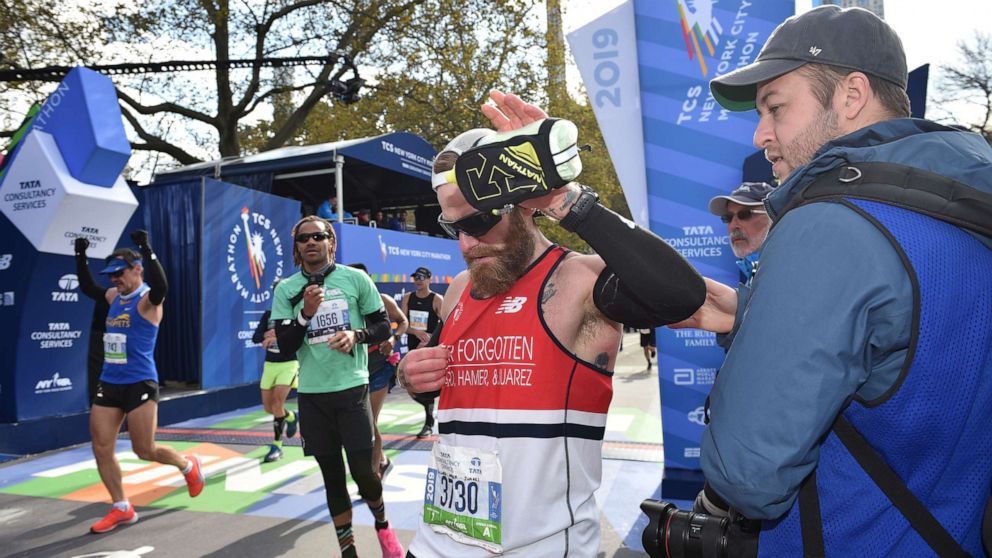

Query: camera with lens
[640,499,759,558]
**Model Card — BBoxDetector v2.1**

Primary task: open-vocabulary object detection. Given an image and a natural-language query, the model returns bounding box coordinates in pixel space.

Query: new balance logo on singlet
[495,296,527,314]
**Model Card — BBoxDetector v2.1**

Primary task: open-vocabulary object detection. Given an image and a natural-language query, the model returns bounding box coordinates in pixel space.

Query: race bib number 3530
[424,444,502,553]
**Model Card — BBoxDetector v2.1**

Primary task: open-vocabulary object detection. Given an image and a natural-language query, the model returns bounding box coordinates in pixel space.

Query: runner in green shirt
[271,215,404,558]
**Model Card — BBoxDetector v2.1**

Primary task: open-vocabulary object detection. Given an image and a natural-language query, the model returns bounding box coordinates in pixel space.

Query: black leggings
[315,449,383,517]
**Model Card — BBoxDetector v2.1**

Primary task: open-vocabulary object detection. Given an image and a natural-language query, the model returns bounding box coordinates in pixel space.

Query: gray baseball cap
[708,182,775,216]
[710,6,907,112]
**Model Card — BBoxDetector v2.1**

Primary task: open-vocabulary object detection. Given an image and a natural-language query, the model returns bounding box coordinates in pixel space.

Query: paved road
[0,332,666,557]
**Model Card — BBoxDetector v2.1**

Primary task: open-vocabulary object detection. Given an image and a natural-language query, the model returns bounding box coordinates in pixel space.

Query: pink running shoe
[376,525,405,558]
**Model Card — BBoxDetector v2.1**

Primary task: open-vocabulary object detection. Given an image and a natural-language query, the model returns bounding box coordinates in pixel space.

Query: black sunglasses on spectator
[295,231,332,243]
[437,207,513,239]
[721,208,766,224]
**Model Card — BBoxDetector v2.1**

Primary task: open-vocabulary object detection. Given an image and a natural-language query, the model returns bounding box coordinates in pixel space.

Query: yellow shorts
[260,360,299,390]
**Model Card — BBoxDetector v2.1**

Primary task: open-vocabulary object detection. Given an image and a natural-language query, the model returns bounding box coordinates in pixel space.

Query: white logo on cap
[809,46,822,57]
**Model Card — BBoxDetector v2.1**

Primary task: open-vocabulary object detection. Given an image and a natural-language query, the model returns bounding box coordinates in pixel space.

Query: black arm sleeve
[573,203,706,327]
[252,310,271,344]
[275,316,307,355]
[75,254,108,302]
[357,309,390,345]
[139,245,168,305]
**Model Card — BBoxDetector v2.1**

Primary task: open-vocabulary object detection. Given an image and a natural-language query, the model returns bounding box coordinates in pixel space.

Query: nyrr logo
[35,372,73,394]
[495,296,527,314]
[676,0,724,77]
[52,273,79,302]
[227,207,285,303]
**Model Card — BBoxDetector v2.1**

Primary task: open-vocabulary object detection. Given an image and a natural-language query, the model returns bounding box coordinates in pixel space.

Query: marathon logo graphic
[675,1,762,125]
[34,372,73,394]
[676,0,723,77]
[227,206,285,303]
[51,273,79,302]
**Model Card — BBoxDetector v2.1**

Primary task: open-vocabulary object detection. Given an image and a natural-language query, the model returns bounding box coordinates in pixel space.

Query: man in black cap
[679,5,992,556]
[708,182,773,286]
[400,266,443,438]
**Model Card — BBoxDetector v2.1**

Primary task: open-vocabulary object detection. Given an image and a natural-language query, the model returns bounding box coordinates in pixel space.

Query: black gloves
[74,237,90,256]
[131,229,149,250]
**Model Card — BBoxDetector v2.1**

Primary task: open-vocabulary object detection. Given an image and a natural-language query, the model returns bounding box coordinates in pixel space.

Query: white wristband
[297,311,310,326]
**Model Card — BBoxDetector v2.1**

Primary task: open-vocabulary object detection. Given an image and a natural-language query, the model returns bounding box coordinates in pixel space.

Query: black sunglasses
[109,269,126,278]
[437,207,513,239]
[295,231,332,243]
[721,208,767,224]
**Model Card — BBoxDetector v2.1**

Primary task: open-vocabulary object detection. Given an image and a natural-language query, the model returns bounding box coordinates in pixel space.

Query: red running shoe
[90,505,138,533]
[376,526,405,558]
[184,454,205,497]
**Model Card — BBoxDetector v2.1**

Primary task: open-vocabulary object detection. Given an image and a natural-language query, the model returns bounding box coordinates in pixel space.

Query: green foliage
[0,1,102,132]
[248,0,546,152]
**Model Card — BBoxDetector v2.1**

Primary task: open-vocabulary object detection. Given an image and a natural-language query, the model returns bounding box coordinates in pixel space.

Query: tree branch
[117,88,216,125]
[119,105,201,165]
[242,81,320,116]
[233,0,328,116]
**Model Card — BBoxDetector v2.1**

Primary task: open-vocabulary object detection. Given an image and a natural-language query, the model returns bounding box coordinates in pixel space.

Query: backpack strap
[779,162,992,239]
[833,416,970,558]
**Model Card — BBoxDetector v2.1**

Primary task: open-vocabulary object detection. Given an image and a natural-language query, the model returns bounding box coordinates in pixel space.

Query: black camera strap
[832,415,970,558]
[984,497,992,557]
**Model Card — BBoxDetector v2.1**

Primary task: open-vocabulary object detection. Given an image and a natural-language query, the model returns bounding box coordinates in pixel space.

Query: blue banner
[634,0,793,471]
[0,214,94,421]
[333,223,464,286]
[199,179,300,389]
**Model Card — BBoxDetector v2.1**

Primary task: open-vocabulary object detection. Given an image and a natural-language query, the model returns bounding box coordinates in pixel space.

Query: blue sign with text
[334,223,465,286]
[199,179,300,389]
[0,215,94,421]
[634,0,793,471]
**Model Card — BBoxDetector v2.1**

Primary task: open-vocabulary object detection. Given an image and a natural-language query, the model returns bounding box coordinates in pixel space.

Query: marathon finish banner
[633,0,793,470]
[200,179,300,389]
[0,215,94,421]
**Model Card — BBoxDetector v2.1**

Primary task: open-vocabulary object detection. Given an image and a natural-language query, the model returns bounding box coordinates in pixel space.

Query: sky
[560,0,992,125]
